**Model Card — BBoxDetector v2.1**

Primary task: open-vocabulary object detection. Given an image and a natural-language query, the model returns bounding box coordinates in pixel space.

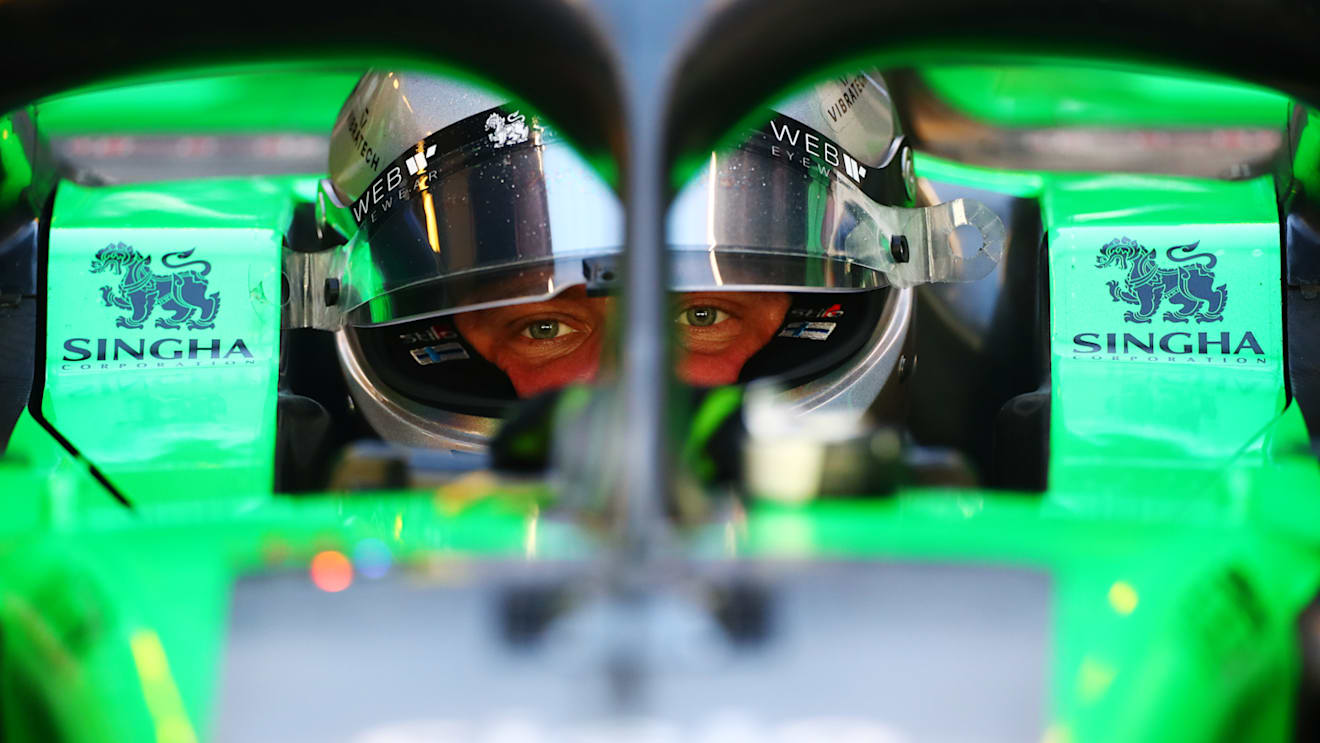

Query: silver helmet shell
[323,68,992,449]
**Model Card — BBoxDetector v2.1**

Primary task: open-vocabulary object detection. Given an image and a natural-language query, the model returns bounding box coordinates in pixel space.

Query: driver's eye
[522,319,575,340]
[677,306,728,327]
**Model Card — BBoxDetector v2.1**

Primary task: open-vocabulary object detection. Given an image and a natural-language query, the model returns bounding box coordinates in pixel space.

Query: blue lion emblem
[1096,237,1228,324]
[90,243,221,330]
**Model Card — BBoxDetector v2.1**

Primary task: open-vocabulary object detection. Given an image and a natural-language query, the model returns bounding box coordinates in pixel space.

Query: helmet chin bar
[774,285,913,420]
[336,327,498,452]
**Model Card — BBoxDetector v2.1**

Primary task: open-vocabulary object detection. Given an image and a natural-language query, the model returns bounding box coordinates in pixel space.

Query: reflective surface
[667,132,1005,291]
[335,135,622,327]
[1,28,1320,743]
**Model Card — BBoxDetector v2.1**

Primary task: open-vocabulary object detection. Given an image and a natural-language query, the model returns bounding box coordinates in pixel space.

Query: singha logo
[1095,237,1228,324]
[90,243,221,330]
[485,111,530,148]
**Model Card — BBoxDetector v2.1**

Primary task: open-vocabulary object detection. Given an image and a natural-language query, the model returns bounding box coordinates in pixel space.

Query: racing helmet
[320,69,1003,452]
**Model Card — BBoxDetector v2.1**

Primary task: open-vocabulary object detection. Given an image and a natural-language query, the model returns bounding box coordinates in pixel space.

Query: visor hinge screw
[897,354,913,382]
[324,278,340,307]
[890,235,910,264]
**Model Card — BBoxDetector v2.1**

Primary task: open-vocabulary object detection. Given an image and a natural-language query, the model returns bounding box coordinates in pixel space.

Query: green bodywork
[42,179,291,502]
[35,72,360,135]
[920,65,1291,129]
[0,61,1318,743]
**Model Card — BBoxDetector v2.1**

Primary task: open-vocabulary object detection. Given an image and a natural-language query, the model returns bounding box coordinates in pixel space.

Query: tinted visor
[667,115,1003,291]
[339,107,621,327]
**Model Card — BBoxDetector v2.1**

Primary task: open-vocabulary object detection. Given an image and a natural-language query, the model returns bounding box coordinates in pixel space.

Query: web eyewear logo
[767,118,867,185]
[404,144,439,175]
[1094,236,1227,324]
[841,153,867,183]
[90,243,220,330]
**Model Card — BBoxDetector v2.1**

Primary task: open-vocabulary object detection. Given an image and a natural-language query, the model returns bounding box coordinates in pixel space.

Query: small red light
[310,551,353,593]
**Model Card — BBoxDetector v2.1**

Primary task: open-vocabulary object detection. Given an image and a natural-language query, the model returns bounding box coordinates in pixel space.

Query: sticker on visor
[753,114,903,205]
[409,342,470,366]
[398,324,458,344]
[779,321,837,341]
[789,303,844,319]
[350,106,546,237]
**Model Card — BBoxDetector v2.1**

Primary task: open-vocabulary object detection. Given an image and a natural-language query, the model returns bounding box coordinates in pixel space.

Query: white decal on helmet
[405,144,439,175]
[486,111,530,148]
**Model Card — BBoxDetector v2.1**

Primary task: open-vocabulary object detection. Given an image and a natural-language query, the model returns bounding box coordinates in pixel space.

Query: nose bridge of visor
[301,109,624,330]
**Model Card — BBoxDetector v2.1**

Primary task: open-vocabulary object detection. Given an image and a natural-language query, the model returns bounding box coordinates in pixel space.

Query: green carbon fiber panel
[921,65,1290,129]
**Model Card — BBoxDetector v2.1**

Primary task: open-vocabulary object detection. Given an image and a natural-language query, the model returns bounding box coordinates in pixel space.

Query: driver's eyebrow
[483,299,571,322]
[463,292,602,327]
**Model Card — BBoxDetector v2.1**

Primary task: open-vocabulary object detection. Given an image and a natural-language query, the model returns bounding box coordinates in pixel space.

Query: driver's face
[453,286,791,398]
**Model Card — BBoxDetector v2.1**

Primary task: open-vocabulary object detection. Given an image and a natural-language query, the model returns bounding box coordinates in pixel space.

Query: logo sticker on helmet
[409,343,470,366]
[821,74,869,127]
[345,106,381,171]
[351,106,544,235]
[789,303,844,319]
[398,325,458,344]
[486,111,530,149]
[765,116,866,186]
[779,321,837,341]
[404,145,439,176]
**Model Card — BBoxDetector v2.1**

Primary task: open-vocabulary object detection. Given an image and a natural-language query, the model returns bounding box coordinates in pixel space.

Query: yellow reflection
[1077,656,1117,702]
[1,128,7,140]
[129,630,199,743]
[524,504,540,559]
[393,513,404,540]
[434,470,499,515]
[422,186,440,254]
[392,78,399,89]
[1042,723,1074,743]
[1108,581,1139,615]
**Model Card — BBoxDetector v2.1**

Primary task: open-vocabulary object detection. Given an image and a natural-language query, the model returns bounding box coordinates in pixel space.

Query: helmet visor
[337,107,622,327]
[666,115,1004,291]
